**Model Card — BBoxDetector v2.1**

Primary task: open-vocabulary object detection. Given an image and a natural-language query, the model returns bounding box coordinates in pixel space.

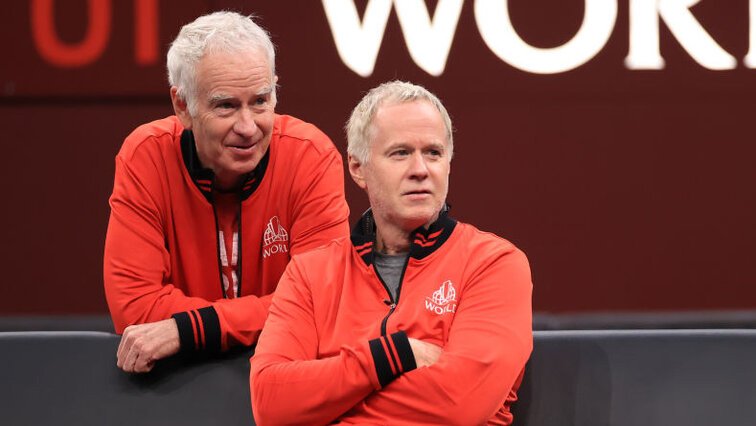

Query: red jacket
[104,114,349,352]
[250,210,533,425]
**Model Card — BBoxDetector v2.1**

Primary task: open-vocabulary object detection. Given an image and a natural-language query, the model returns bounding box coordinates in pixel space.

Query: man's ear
[170,87,193,130]
[272,75,279,107]
[348,155,367,190]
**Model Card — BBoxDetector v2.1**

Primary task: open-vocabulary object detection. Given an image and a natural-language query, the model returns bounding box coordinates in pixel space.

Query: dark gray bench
[0,332,254,426]
[512,330,756,426]
[2,330,755,425]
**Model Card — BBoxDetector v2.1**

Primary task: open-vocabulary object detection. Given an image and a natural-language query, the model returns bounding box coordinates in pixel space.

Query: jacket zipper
[235,199,242,297]
[377,254,411,336]
[210,187,243,299]
[380,300,396,336]
[210,190,226,298]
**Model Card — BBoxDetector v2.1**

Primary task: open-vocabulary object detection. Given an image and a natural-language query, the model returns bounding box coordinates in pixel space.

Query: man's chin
[400,210,440,231]
[230,158,261,175]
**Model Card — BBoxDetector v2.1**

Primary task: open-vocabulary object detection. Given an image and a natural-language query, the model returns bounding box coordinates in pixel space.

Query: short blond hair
[346,81,453,163]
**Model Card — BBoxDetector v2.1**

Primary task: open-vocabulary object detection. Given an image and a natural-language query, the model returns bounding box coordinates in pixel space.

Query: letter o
[474,0,617,74]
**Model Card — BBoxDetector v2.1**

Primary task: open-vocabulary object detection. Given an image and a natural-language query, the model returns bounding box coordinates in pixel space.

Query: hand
[116,318,180,373]
[408,338,442,368]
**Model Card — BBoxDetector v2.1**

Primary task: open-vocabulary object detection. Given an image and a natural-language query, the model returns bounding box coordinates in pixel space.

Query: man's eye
[216,102,234,109]
[255,97,266,105]
[392,150,408,156]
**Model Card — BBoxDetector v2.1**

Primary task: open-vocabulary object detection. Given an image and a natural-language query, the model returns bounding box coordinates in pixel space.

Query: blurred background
[1,0,754,329]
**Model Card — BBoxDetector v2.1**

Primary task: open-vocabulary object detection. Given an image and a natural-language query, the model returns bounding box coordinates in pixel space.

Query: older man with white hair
[250,81,533,425]
[104,11,349,373]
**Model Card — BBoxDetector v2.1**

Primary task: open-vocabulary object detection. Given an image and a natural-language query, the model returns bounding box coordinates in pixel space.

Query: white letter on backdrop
[394,0,464,76]
[625,0,735,70]
[322,0,393,77]
[474,0,617,74]
[744,0,756,67]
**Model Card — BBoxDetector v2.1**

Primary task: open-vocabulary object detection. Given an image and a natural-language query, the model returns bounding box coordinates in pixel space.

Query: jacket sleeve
[171,294,274,353]
[249,257,417,426]
[288,141,350,255]
[104,152,273,353]
[348,248,533,425]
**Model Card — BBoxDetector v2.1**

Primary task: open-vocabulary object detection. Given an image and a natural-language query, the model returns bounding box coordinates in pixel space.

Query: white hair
[166,11,276,115]
[346,81,454,164]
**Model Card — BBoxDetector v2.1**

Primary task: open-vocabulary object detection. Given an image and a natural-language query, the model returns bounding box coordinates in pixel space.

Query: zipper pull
[382,299,396,309]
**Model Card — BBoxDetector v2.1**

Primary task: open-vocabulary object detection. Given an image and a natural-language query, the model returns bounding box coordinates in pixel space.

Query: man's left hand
[116,318,180,373]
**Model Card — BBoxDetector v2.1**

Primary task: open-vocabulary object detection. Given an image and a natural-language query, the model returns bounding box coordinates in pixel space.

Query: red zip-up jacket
[250,210,533,425]
[104,114,349,353]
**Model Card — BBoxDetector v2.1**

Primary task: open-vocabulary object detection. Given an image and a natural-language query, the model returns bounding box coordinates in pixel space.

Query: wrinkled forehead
[198,44,274,77]
[368,99,450,145]
[195,48,275,86]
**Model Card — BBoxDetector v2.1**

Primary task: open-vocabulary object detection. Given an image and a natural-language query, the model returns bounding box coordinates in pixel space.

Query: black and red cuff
[368,330,417,388]
[171,306,221,354]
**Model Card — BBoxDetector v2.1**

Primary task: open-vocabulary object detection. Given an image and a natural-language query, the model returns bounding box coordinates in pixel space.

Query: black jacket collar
[350,205,457,265]
[180,130,269,202]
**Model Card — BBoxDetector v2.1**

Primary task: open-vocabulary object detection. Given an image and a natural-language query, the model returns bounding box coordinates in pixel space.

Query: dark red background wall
[1,0,754,314]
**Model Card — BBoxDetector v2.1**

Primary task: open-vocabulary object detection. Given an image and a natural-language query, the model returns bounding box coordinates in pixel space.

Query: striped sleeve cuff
[171,306,222,354]
[368,330,417,388]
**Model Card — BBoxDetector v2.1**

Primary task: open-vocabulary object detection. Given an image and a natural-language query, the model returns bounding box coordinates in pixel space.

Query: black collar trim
[180,130,269,202]
[350,205,457,265]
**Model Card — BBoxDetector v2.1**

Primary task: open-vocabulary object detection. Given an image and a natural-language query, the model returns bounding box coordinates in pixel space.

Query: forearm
[251,256,420,424]
[207,293,275,349]
[356,336,531,425]
[104,268,211,333]
[251,347,375,425]
[252,329,417,425]
[106,248,275,352]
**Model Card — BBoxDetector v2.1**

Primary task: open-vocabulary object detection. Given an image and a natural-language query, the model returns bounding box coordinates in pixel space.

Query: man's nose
[234,107,258,137]
[408,152,429,179]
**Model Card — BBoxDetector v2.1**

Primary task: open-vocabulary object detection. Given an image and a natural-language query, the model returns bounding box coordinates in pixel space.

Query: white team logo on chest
[263,216,289,258]
[425,280,457,315]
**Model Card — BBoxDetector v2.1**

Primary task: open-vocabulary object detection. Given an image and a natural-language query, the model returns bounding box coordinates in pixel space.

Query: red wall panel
[1,1,754,313]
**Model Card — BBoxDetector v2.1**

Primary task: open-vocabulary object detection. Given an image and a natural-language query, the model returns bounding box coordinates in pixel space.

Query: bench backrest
[0,331,254,426]
[2,330,755,426]
[512,330,756,426]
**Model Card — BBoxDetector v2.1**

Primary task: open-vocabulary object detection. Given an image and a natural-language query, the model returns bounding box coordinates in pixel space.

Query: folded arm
[250,258,419,425]
[353,248,533,425]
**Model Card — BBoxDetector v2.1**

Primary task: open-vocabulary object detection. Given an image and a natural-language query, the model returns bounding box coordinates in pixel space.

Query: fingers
[116,325,151,373]
[116,326,135,371]
[115,319,180,373]
[119,340,156,373]
[133,351,155,373]
[117,328,151,373]
[408,338,443,368]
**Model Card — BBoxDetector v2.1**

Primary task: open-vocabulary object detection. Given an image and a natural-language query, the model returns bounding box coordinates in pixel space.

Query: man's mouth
[404,189,431,196]
[228,142,257,152]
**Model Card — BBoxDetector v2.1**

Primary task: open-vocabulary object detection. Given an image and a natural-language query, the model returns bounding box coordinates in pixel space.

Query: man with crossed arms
[251,81,532,425]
